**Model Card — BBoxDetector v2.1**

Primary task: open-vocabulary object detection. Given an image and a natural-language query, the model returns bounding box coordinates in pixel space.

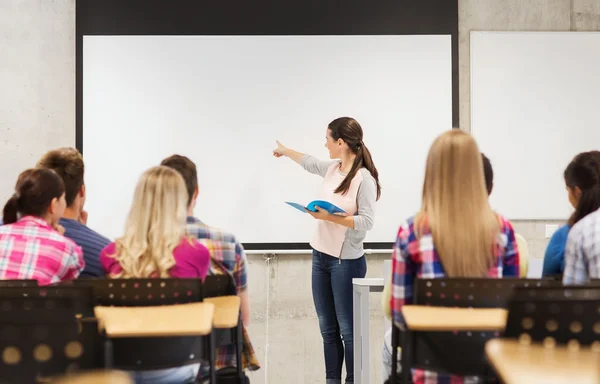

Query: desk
[94,302,214,337]
[402,306,508,331]
[486,339,600,384]
[353,277,384,384]
[49,370,133,384]
[205,295,241,328]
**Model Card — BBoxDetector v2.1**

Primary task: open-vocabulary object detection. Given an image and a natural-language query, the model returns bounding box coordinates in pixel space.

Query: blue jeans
[312,249,367,384]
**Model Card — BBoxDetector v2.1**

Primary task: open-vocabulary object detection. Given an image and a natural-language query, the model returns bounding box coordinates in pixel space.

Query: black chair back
[204,275,237,298]
[0,286,94,318]
[0,280,38,288]
[398,278,563,381]
[0,308,102,383]
[504,285,600,347]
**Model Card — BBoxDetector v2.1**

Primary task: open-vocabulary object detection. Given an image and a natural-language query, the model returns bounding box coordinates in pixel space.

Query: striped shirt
[0,216,84,285]
[391,214,519,383]
[60,218,110,278]
[563,208,600,284]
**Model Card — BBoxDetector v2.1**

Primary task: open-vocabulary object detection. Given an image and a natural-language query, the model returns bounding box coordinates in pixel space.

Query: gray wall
[1,1,599,382]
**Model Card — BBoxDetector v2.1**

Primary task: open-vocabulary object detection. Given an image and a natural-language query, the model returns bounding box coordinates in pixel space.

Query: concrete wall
[1,0,599,382]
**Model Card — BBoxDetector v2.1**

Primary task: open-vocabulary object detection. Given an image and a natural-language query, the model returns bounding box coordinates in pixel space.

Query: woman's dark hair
[564,150,600,227]
[3,168,65,224]
[328,117,381,200]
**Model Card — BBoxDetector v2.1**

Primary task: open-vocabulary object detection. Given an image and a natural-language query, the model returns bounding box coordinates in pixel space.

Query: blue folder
[285,200,346,215]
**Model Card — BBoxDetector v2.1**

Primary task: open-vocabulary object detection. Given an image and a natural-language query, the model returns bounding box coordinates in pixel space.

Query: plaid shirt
[391,214,519,384]
[186,217,258,372]
[563,208,600,284]
[0,216,84,285]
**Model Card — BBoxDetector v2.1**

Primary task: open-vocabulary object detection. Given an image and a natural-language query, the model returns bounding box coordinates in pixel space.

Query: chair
[203,275,245,383]
[0,287,102,383]
[391,278,563,383]
[503,285,600,346]
[0,286,95,318]
[0,279,38,287]
[514,233,529,278]
[485,285,600,384]
[81,278,216,383]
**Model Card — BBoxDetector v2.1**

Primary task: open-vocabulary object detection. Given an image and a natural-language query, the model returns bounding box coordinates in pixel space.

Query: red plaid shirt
[0,216,84,285]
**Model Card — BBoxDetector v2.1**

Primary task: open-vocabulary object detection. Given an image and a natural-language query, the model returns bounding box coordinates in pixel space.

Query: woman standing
[273,117,381,384]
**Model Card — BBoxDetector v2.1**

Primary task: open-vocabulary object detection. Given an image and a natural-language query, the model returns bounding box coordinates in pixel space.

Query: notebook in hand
[285,200,346,215]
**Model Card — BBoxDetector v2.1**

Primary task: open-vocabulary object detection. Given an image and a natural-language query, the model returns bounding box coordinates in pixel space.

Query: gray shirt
[301,155,377,259]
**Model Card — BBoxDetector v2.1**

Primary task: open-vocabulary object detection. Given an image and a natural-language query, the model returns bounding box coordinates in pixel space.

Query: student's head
[3,168,66,227]
[563,150,600,226]
[36,148,85,215]
[111,166,188,278]
[419,129,499,277]
[326,117,381,199]
[160,154,198,212]
[481,153,493,196]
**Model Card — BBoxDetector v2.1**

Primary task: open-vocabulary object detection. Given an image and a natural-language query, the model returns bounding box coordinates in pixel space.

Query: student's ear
[193,186,199,201]
[79,184,86,199]
[574,186,582,200]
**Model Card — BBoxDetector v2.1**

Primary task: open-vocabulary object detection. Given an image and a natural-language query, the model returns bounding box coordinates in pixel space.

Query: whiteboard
[470,31,600,220]
[83,35,452,245]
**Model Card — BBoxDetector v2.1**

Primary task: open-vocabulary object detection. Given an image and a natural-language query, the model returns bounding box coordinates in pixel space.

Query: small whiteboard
[470,31,600,220]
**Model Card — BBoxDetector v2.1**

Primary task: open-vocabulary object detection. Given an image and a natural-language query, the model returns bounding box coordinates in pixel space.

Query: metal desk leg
[353,284,371,384]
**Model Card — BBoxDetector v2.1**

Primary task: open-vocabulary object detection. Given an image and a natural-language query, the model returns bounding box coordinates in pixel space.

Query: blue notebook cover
[285,200,346,215]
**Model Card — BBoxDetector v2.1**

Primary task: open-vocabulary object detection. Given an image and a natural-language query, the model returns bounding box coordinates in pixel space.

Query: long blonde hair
[416,129,500,277]
[110,166,189,278]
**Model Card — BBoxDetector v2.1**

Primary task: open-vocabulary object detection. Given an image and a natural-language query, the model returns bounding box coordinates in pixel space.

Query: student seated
[160,154,260,376]
[100,166,210,383]
[37,147,111,278]
[387,130,519,383]
[0,168,84,284]
[543,151,600,278]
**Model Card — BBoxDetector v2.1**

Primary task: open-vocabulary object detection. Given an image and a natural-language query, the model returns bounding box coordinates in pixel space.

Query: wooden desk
[486,339,600,384]
[94,302,214,337]
[48,370,133,383]
[205,295,241,329]
[401,305,508,331]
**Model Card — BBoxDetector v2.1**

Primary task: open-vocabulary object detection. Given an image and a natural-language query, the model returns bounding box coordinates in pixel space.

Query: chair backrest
[514,233,529,278]
[204,274,237,298]
[70,279,206,371]
[414,278,563,308]
[0,280,38,288]
[0,286,95,318]
[60,278,204,307]
[406,278,563,378]
[504,286,600,347]
[0,315,102,383]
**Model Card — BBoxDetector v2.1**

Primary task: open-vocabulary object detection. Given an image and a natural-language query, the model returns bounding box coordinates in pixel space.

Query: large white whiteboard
[83,35,452,245]
[471,31,600,220]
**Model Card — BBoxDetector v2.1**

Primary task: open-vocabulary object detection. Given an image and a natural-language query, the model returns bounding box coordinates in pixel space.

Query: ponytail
[3,195,19,224]
[565,150,600,227]
[569,185,600,226]
[334,143,382,200]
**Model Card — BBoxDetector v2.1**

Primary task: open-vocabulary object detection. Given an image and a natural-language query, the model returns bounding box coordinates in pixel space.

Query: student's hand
[79,210,88,225]
[273,140,288,158]
[54,224,66,235]
[306,206,330,221]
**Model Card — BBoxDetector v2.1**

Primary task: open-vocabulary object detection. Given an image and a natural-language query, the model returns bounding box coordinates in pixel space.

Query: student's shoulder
[187,219,240,245]
[495,213,515,233]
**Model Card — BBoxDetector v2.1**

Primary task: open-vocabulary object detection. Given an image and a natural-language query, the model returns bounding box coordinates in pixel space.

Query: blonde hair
[110,166,189,278]
[416,129,500,277]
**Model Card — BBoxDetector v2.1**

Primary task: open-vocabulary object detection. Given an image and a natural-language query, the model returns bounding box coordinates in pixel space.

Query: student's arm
[563,228,588,285]
[59,241,85,281]
[542,225,568,277]
[391,222,416,327]
[273,141,335,177]
[233,241,251,326]
[311,173,376,229]
[501,219,520,277]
